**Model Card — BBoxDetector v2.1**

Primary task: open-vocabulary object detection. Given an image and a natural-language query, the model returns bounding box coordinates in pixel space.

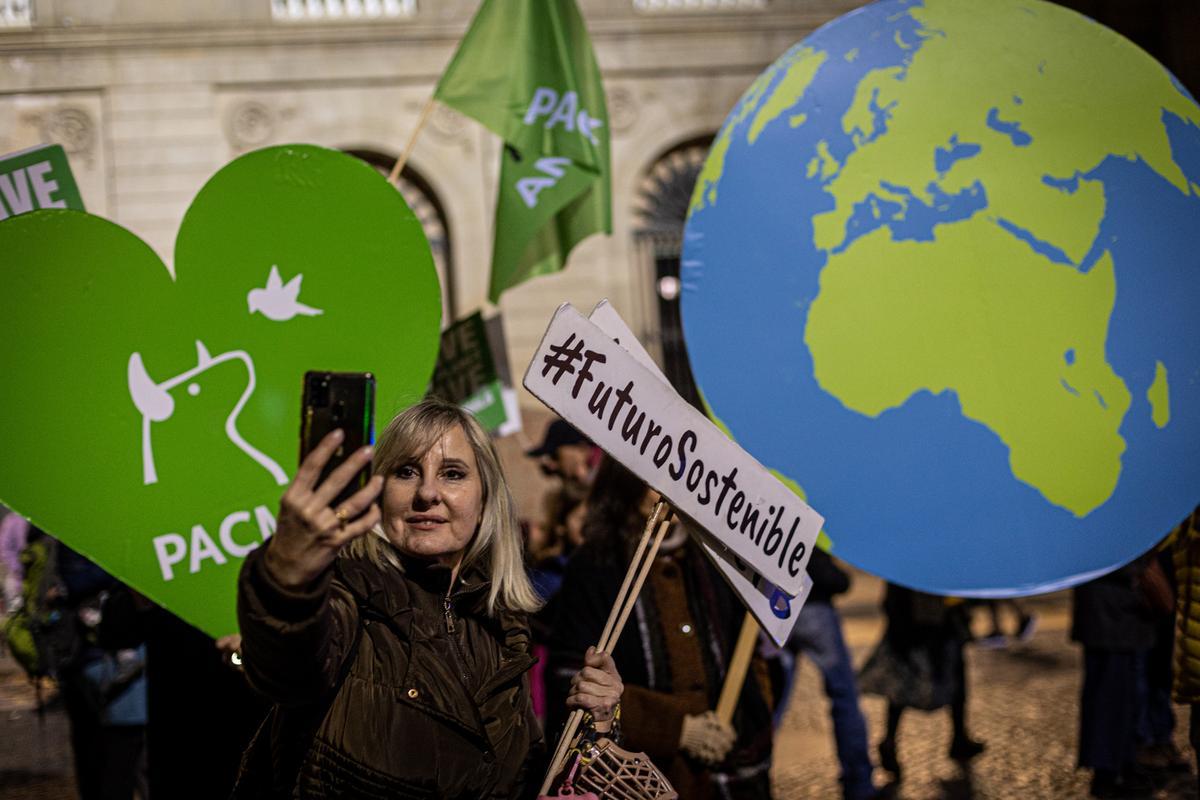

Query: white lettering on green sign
[153,504,276,581]
[0,160,68,219]
[517,157,571,209]
[522,86,604,145]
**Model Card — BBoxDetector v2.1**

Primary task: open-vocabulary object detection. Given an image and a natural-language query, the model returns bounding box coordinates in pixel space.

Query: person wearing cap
[527,419,596,494]
[525,418,599,603]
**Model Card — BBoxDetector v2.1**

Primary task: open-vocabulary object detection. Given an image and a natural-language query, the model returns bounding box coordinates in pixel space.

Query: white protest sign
[586,300,813,645]
[524,303,823,598]
[694,524,814,646]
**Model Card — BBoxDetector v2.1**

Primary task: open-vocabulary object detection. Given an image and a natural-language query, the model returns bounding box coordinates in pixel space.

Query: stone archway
[632,134,714,407]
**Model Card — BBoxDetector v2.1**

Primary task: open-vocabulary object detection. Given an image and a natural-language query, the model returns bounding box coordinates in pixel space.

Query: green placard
[0,144,442,637]
[430,311,507,431]
[0,144,84,217]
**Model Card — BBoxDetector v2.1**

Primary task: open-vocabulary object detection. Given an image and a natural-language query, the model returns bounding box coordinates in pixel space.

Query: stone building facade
[0,0,863,420]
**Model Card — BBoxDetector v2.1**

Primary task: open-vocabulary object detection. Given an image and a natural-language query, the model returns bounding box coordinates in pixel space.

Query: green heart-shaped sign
[0,145,441,637]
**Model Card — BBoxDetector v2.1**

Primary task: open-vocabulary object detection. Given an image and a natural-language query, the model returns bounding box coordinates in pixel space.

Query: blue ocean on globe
[682,0,1200,595]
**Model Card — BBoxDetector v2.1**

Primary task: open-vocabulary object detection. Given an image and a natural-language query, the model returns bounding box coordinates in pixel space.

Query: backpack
[2,536,79,679]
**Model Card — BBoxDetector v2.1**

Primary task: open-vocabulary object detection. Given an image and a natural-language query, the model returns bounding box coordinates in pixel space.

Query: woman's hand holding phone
[264,429,384,590]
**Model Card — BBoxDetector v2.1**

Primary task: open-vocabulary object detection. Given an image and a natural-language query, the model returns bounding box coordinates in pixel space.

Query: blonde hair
[345,398,541,616]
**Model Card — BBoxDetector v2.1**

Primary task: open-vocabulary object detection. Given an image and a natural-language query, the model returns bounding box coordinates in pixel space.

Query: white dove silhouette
[247,265,323,321]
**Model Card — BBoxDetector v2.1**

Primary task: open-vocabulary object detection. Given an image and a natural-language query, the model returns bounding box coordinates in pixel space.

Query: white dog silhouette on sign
[127,341,288,487]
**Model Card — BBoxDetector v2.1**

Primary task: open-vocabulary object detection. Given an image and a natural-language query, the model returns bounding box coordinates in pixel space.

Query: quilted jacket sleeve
[237,543,359,706]
[514,673,550,800]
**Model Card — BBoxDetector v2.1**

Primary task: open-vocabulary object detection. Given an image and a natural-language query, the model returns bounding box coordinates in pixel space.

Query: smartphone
[300,371,376,510]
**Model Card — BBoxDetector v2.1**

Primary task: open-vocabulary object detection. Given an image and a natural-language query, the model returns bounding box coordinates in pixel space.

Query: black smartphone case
[301,371,376,511]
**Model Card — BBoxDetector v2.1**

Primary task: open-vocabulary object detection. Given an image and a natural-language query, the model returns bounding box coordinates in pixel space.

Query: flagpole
[388,98,437,186]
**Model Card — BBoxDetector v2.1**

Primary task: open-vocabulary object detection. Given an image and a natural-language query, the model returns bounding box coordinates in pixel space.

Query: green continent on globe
[808,224,1129,517]
[1148,361,1170,429]
[690,45,826,214]
[703,0,1199,516]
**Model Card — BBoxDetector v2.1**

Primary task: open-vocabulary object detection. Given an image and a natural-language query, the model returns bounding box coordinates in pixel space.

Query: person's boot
[1089,768,1154,799]
[1118,766,1157,797]
[1162,742,1192,774]
[948,735,985,762]
[1089,769,1121,798]
[877,738,901,780]
[1138,742,1191,774]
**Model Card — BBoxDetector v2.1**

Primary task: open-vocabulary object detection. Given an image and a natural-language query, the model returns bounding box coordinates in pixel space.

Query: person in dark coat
[235,400,623,799]
[61,559,270,800]
[1072,557,1158,798]
[859,583,982,782]
[1135,548,1186,775]
[547,458,776,800]
[1169,505,1200,792]
[54,544,149,800]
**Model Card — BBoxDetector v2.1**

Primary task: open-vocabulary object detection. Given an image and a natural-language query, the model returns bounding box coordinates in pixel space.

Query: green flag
[434,0,611,303]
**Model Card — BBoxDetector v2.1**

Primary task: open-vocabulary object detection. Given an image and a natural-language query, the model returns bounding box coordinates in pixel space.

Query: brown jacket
[234,544,542,799]
[546,541,774,800]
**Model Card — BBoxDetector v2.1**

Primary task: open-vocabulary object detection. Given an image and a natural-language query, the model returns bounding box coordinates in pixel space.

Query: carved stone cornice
[0,7,855,55]
[18,104,97,164]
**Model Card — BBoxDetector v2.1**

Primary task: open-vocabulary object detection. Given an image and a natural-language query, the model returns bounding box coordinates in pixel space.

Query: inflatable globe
[682,0,1200,595]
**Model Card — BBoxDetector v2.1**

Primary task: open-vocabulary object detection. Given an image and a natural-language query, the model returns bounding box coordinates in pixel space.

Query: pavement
[772,571,1198,799]
[0,658,73,800]
[1,572,1196,799]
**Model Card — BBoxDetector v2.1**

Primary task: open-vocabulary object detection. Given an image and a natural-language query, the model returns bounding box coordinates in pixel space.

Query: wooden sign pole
[714,611,758,725]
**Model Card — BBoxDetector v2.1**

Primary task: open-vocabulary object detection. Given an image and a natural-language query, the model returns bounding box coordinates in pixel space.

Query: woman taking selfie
[233,399,623,798]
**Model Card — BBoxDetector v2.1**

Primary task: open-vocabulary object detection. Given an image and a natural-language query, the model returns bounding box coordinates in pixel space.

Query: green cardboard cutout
[0,145,441,637]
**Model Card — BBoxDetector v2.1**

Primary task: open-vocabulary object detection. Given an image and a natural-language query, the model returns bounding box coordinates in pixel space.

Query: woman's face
[382,424,484,569]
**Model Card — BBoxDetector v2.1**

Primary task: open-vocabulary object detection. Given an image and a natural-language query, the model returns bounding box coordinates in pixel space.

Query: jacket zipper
[443,596,474,689]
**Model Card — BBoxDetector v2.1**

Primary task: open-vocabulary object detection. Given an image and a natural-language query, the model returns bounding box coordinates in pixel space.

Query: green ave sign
[0,144,85,217]
[429,311,508,432]
[0,145,442,637]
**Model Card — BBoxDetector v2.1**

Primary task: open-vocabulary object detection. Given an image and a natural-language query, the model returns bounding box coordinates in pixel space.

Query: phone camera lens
[307,374,331,407]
